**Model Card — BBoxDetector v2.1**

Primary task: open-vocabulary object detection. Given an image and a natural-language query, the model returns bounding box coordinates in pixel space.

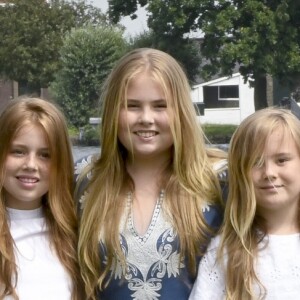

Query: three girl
[190,107,300,299]
[0,98,83,299]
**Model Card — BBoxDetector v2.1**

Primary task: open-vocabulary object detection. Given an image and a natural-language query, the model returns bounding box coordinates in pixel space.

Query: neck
[126,155,170,183]
[125,155,170,205]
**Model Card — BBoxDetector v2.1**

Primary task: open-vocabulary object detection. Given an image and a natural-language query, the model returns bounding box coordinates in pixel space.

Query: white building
[191,73,255,125]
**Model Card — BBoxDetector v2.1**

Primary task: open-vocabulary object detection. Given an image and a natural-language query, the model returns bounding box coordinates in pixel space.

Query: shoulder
[74,154,98,182]
[202,203,223,230]
[189,234,225,300]
[213,158,229,204]
[74,154,98,211]
[200,234,223,277]
[206,234,221,251]
[213,159,228,181]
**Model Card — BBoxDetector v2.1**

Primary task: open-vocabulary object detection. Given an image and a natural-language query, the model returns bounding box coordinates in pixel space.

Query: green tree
[129,30,201,82]
[49,25,128,128]
[109,0,300,109]
[0,0,106,93]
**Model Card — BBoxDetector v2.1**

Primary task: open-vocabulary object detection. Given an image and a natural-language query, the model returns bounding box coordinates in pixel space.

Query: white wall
[238,77,255,120]
[198,108,242,125]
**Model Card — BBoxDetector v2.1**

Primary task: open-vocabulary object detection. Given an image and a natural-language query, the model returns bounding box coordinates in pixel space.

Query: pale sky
[89,0,148,37]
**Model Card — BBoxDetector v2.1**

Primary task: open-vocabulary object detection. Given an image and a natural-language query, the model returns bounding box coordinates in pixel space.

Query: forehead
[13,124,47,144]
[126,73,165,100]
[264,127,298,155]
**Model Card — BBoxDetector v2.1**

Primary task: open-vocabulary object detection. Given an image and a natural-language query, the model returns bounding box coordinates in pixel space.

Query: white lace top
[189,234,300,300]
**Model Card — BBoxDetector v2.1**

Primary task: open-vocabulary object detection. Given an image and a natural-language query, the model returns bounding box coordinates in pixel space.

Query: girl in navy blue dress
[76,48,227,300]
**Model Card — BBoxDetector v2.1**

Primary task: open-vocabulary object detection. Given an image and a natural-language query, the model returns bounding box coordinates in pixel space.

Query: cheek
[160,112,172,129]
[41,162,51,178]
[4,157,15,173]
[251,169,260,185]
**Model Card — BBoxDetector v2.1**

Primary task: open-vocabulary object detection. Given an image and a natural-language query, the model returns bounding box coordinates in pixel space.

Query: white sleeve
[189,236,226,300]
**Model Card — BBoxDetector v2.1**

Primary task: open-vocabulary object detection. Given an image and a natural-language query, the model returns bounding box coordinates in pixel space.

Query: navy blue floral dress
[75,155,227,300]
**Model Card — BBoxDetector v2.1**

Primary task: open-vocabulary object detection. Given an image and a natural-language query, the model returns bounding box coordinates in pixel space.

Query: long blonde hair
[0,98,83,300]
[78,48,224,299]
[219,107,300,299]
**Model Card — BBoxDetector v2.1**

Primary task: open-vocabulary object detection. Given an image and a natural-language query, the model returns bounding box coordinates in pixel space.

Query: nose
[139,106,154,125]
[23,154,38,171]
[262,161,276,181]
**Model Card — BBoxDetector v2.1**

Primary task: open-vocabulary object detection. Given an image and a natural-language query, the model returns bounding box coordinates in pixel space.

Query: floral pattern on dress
[74,154,95,181]
[74,155,225,299]
[100,225,185,300]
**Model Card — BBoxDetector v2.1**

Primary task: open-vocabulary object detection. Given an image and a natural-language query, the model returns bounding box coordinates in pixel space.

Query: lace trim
[127,190,164,246]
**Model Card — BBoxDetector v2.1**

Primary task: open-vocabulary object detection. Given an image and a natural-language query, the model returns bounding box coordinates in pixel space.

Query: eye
[39,151,51,159]
[126,100,140,109]
[127,103,139,108]
[154,101,167,109]
[277,157,290,164]
[155,103,167,108]
[11,148,25,156]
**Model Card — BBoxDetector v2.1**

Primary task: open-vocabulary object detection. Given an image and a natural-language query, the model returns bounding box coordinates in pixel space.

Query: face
[118,72,173,161]
[3,124,51,210]
[251,127,300,216]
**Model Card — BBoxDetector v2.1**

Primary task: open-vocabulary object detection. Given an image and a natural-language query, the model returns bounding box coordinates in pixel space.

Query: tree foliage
[129,30,201,82]
[49,25,128,128]
[0,0,106,91]
[109,0,300,109]
[110,1,201,82]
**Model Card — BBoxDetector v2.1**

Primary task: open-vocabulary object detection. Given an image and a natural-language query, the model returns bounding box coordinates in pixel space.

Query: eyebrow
[11,143,49,150]
[263,152,293,158]
[126,98,166,102]
[274,152,293,156]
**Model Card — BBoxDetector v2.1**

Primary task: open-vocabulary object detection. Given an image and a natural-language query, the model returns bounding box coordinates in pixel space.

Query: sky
[89,0,148,37]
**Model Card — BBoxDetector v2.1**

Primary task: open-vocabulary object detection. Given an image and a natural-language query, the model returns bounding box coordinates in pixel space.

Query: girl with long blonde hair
[0,97,83,300]
[190,107,300,299]
[76,48,227,299]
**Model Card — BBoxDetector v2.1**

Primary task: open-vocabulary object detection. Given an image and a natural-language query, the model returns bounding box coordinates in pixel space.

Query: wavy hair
[0,98,83,300]
[78,48,224,299]
[219,107,300,299]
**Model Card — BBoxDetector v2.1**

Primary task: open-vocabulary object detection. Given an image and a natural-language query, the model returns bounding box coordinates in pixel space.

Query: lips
[17,176,39,183]
[260,184,283,190]
[135,131,158,138]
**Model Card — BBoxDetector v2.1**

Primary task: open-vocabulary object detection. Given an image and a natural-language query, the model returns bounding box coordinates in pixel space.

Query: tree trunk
[254,75,268,110]
[290,74,300,102]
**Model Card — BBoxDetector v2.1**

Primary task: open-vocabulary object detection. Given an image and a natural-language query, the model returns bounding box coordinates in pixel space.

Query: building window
[203,86,239,108]
[218,85,239,100]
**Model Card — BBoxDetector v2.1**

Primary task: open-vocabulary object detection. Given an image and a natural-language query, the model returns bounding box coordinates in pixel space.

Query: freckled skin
[4,124,50,210]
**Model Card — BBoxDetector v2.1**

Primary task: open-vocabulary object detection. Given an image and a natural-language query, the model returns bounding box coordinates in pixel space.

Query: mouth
[260,184,283,190]
[134,131,158,138]
[16,176,39,184]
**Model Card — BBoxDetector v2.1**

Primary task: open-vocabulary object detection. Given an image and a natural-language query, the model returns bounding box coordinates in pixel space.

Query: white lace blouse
[189,234,300,300]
